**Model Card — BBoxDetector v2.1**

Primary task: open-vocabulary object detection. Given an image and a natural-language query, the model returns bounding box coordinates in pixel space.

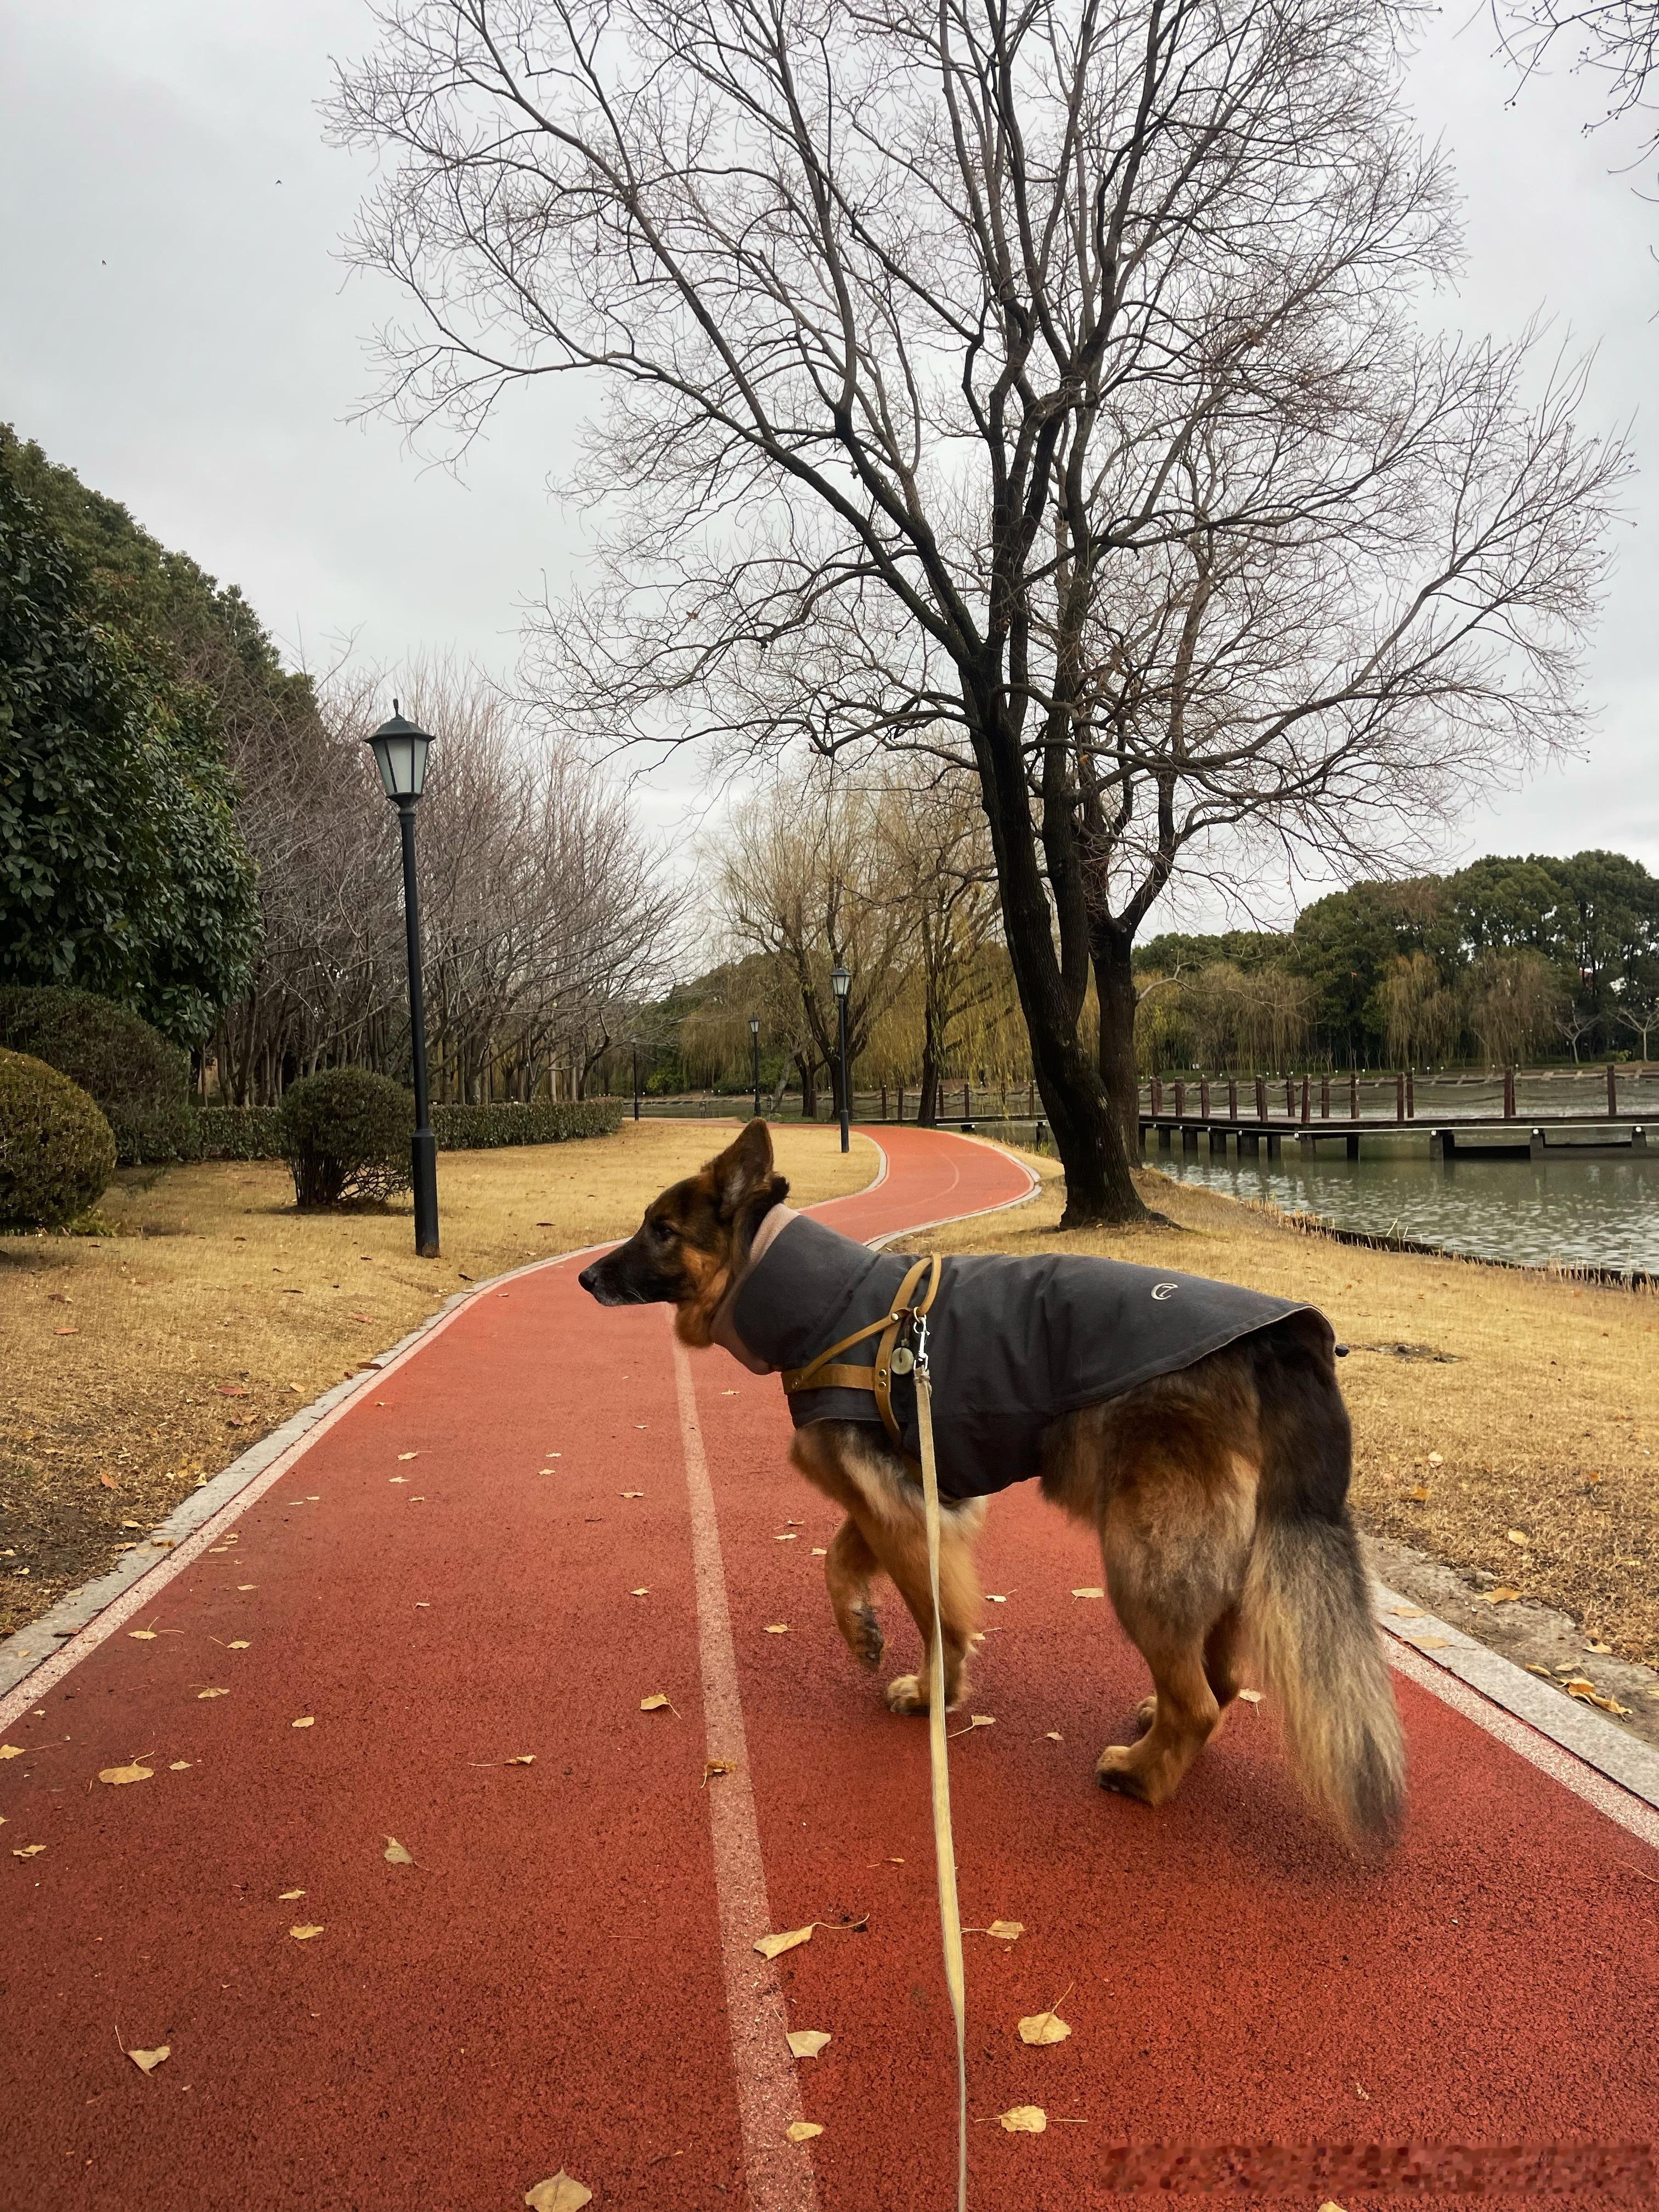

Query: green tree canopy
[0,470,257,1042]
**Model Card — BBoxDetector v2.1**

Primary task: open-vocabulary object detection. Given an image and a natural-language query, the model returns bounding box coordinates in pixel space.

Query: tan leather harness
[780,1253,942,1458]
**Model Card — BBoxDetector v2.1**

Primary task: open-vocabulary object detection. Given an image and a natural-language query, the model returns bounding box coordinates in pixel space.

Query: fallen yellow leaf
[227,1639,251,1650]
[398,1452,418,1461]
[755,1925,815,1960]
[1018,2009,1072,2046]
[1506,1529,1531,1547]
[971,1920,1024,1941]
[811,1546,827,1556]
[14,1843,45,1857]
[1483,1588,1522,1604]
[169,1761,192,1771]
[775,1532,799,1542]
[279,1888,306,1899]
[127,2045,170,2075]
[289,1923,325,1940]
[0,1745,25,1759]
[951,1713,996,1735]
[1237,1689,1263,1705]
[620,1489,645,1499]
[128,1629,157,1641]
[291,1717,315,1730]
[1070,1587,1104,1600]
[197,1688,230,1700]
[787,2029,832,2058]
[786,2121,823,2143]
[505,1753,536,1764]
[639,1694,673,1713]
[985,1593,1007,1604]
[1427,1453,1443,1467]
[1406,1485,1430,1503]
[998,2106,1047,2134]
[524,2172,593,2211]
[1044,1730,1063,1741]
[629,1588,649,1598]
[98,1763,153,1786]
[702,1759,737,1786]
[764,1624,789,1635]
[384,1837,415,1865]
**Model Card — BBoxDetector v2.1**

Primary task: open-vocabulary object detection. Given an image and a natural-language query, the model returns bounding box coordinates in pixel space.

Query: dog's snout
[577,1262,600,1295]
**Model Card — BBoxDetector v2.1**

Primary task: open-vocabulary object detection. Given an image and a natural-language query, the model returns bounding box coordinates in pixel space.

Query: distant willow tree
[334,0,1625,1221]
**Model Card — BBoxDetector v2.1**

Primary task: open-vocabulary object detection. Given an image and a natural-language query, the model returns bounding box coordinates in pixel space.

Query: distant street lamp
[831,964,851,1154]
[366,703,439,1259]
[632,1041,641,1122]
[749,1016,761,1120]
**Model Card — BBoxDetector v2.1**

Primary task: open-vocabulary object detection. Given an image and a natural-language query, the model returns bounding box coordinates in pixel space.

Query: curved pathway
[3,1127,1656,2211]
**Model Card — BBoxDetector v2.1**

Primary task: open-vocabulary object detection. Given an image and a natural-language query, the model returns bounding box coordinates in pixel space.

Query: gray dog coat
[729,1214,1323,1502]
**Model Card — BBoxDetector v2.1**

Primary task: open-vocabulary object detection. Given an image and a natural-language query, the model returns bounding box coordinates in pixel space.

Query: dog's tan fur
[579,1121,1404,1843]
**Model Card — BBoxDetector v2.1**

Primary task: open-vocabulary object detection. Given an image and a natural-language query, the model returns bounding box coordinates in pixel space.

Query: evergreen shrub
[0,1048,118,1228]
[279,1068,413,1209]
[0,985,193,1163]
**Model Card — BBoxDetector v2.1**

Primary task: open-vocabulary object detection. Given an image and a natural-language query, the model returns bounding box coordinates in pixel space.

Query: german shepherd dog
[579,1121,1404,1843]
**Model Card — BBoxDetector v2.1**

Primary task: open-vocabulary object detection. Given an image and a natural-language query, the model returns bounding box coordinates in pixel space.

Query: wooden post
[1396,1073,1406,1124]
[881,1085,888,1121]
[1350,1072,1359,1121]
[1300,1075,1312,1124]
[1174,1080,1187,1118]
[1504,1067,1516,1120]
[1200,1077,1211,1119]
[1407,1071,1415,1119]
[1285,1076,1295,1117]
[1255,1076,1268,1122]
[963,1081,971,1122]
[1608,1062,1618,1116]
[1029,1081,1035,1116]
[1228,1079,1238,1120]
[1151,1075,1163,1115]
[897,1086,904,1123]
[1321,1076,1330,1120]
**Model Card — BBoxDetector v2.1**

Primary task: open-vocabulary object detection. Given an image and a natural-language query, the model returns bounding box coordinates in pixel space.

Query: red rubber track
[3,1127,1656,2212]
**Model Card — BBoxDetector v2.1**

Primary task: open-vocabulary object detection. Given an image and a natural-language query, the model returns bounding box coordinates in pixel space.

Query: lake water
[1145,1142,1658,1276]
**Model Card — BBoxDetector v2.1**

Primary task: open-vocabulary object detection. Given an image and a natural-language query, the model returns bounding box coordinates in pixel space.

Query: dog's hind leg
[1092,1427,1256,1808]
[824,1517,884,1672]
[865,1499,983,1716]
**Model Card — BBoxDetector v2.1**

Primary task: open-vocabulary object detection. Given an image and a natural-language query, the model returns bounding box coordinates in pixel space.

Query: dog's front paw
[1094,1743,1155,1801]
[885,1673,927,1715]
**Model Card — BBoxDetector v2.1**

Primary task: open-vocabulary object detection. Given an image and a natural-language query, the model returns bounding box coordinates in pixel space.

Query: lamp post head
[830,964,850,1000]
[749,1015,760,1037]
[366,701,435,802]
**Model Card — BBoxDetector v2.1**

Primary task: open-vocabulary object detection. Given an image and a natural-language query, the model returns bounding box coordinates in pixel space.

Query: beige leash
[912,1312,969,2212]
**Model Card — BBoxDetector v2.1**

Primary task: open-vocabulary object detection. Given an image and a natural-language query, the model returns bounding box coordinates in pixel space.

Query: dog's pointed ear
[712,1118,778,1221]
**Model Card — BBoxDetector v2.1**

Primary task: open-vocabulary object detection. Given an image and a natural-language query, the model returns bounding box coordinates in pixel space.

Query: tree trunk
[797,1053,819,1119]
[970,708,1144,1225]
[917,1044,940,1127]
[1090,927,1144,1161]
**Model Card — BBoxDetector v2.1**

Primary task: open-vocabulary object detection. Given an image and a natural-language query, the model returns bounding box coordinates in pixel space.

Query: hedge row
[184,1097,622,1162]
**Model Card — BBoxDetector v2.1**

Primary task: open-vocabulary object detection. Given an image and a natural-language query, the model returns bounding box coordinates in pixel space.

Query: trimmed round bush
[280,1067,414,1209]
[0,987,193,1164]
[0,1049,118,1229]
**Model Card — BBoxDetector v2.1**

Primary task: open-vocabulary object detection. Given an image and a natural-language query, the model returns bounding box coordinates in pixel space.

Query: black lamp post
[366,703,439,1259]
[749,1015,761,1121]
[831,964,851,1153]
[632,1041,641,1122]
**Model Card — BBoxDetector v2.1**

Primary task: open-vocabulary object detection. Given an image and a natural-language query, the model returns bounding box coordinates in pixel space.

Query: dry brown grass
[930,1155,1659,1665]
[0,1120,876,1635]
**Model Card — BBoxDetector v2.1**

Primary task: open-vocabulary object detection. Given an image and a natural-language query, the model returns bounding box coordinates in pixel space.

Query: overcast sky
[2,1,1654,909]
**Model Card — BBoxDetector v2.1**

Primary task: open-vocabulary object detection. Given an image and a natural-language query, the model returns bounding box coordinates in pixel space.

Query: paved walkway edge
[1376,1584,1659,1839]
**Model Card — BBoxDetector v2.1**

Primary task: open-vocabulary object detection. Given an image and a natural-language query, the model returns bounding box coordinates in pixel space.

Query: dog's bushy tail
[1242,1319,1404,1848]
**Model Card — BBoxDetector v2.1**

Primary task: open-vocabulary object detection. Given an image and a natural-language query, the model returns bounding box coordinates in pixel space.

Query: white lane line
[669,1321,821,2212]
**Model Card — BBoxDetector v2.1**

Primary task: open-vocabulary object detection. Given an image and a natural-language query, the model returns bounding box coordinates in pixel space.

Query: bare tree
[332,0,1625,1220]
[1494,0,1659,163]
[717,771,914,1116]
[873,762,1006,1124]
